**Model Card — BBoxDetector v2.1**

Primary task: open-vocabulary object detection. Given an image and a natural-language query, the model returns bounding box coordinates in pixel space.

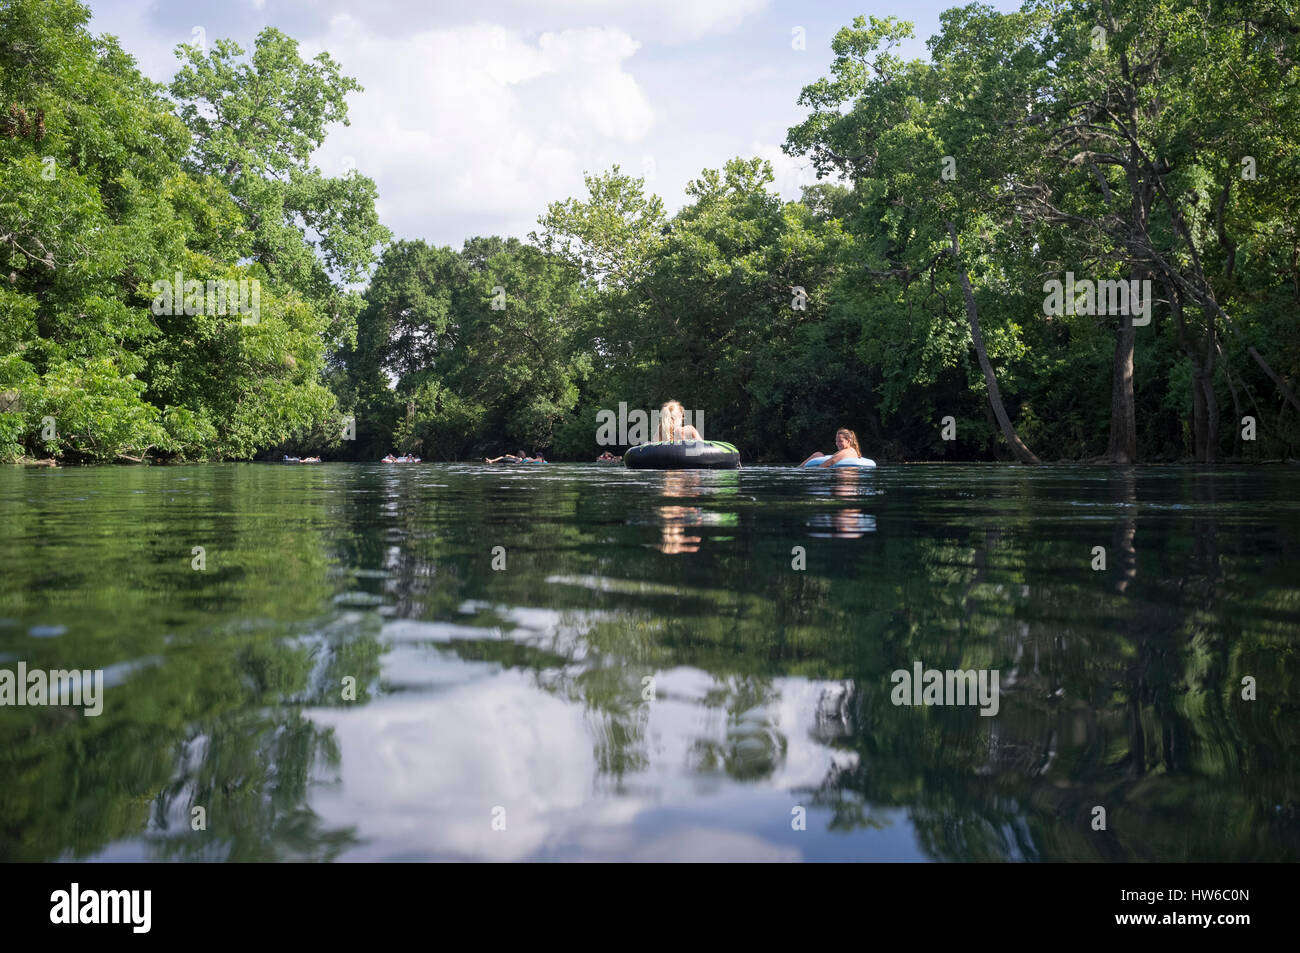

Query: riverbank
[10,455,1300,468]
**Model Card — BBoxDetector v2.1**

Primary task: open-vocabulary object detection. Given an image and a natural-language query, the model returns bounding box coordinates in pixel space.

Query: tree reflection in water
[2,463,1296,861]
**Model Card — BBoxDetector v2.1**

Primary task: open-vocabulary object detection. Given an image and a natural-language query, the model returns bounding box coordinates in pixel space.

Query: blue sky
[85,0,1023,247]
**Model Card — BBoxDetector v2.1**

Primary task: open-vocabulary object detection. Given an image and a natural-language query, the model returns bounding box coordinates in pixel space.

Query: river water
[1,462,1296,861]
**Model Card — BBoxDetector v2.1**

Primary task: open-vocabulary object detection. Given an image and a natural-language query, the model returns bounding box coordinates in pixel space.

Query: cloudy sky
[86,0,1020,248]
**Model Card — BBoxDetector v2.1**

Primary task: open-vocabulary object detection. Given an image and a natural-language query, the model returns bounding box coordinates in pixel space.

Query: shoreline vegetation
[3,2,1298,469]
[11,455,1300,468]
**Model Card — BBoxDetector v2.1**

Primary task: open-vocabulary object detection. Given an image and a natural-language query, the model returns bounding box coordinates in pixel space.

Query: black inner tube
[623,440,740,470]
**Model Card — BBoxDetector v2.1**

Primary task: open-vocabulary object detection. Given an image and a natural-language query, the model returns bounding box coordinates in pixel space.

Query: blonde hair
[658,400,685,442]
[836,428,861,457]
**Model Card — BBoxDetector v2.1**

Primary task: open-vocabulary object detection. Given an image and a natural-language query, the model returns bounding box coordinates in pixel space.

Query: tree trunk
[1186,372,1219,462]
[1200,289,1219,462]
[1167,277,1222,463]
[1191,375,1204,459]
[1246,345,1300,416]
[1105,312,1138,463]
[1106,88,1153,465]
[1190,355,1219,463]
[1203,372,1219,461]
[980,398,1001,457]
[947,222,1040,464]
[1221,351,1242,456]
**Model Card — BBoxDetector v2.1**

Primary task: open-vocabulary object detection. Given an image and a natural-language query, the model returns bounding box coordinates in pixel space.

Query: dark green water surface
[1,462,1296,861]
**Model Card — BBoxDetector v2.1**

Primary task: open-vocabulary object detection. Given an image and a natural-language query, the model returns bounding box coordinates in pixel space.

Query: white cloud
[304,638,851,859]
[89,0,819,245]
[750,140,820,200]
[130,0,769,48]
[303,18,657,243]
[551,0,769,43]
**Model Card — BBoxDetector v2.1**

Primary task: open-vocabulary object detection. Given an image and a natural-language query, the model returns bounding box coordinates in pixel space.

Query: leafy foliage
[1,1,384,462]
[3,0,1298,464]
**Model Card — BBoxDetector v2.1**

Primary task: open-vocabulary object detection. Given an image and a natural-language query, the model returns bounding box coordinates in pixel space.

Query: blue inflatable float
[801,455,876,469]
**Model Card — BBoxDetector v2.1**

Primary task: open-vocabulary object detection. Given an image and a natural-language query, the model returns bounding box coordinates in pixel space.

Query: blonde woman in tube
[657,400,701,442]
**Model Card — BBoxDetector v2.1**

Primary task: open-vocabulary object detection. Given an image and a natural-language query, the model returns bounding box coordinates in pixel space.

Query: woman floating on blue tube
[800,428,875,468]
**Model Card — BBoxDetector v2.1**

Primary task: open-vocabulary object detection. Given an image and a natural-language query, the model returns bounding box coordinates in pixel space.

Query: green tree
[170,27,390,345]
[345,237,585,459]
[787,15,1042,462]
[0,3,390,463]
